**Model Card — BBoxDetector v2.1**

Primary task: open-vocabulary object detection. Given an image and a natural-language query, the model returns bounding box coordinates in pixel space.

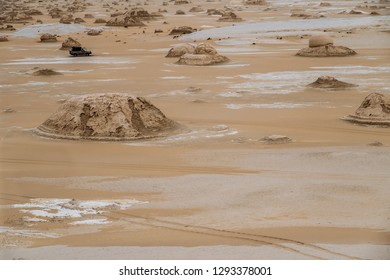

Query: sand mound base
[307,76,357,89]
[176,43,229,66]
[296,45,356,57]
[35,93,180,141]
[32,68,62,76]
[342,93,390,126]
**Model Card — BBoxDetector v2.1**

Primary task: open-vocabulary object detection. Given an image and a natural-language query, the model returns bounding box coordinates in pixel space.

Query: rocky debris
[59,15,73,24]
[154,29,163,33]
[368,141,383,146]
[189,6,204,12]
[217,12,243,22]
[94,18,107,24]
[35,93,180,141]
[259,135,292,144]
[342,93,390,126]
[87,29,103,36]
[174,0,190,4]
[169,26,196,35]
[296,35,356,57]
[49,8,65,19]
[32,68,62,76]
[106,9,153,27]
[176,43,229,66]
[320,2,331,6]
[291,9,321,19]
[176,10,186,15]
[166,44,196,57]
[74,17,86,24]
[0,36,8,42]
[244,0,267,5]
[0,25,16,31]
[60,37,81,50]
[3,108,14,113]
[349,10,364,14]
[84,14,94,19]
[40,33,57,42]
[307,76,357,89]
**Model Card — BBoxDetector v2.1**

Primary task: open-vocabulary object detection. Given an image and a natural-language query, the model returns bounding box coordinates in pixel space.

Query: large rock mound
[35,93,180,141]
[342,93,390,126]
[176,43,229,66]
[296,35,356,57]
[307,76,357,89]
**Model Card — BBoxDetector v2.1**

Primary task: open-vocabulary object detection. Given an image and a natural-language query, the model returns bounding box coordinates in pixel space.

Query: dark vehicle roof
[71,46,82,50]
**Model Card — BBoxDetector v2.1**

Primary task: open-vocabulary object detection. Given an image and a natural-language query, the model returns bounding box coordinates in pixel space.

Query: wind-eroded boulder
[166,44,195,57]
[296,35,356,57]
[176,43,229,65]
[35,93,180,141]
[40,33,57,42]
[342,93,390,126]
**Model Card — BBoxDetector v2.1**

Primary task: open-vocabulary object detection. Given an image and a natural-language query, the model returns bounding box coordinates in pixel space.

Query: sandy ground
[0,0,390,259]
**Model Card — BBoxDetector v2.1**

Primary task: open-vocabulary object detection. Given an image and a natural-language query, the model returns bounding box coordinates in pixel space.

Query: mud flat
[0,0,389,260]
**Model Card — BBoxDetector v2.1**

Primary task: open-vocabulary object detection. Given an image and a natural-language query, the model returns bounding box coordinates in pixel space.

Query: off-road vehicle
[69,46,92,56]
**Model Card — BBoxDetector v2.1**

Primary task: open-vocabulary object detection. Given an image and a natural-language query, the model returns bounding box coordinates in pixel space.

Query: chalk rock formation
[296,35,356,57]
[60,37,81,50]
[245,0,267,5]
[87,29,103,36]
[342,93,390,126]
[166,44,195,57]
[36,93,179,141]
[40,33,57,42]
[189,6,204,12]
[169,26,196,35]
[217,12,243,22]
[307,76,357,89]
[176,43,229,66]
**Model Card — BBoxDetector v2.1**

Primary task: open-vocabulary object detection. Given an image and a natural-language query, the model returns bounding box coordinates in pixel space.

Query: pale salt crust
[12,198,146,223]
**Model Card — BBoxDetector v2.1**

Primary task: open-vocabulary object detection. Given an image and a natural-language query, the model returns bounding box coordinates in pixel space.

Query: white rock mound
[342,93,390,126]
[35,93,180,141]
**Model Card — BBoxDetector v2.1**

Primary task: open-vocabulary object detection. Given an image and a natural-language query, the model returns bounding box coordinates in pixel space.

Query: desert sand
[0,0,389,260]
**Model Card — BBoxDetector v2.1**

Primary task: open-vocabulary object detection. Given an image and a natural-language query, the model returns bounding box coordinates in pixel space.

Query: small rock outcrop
[342,93,390,126]
[87,29,103,36]
[0,36,9,42]
[296,35,356,57]
[176,43,229,66]
[40,33,57,42]
[35,93,180,141]
[259,135,292,144]
[217,12,243,22]
[307,76,357,89]
[169,26,196,35]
